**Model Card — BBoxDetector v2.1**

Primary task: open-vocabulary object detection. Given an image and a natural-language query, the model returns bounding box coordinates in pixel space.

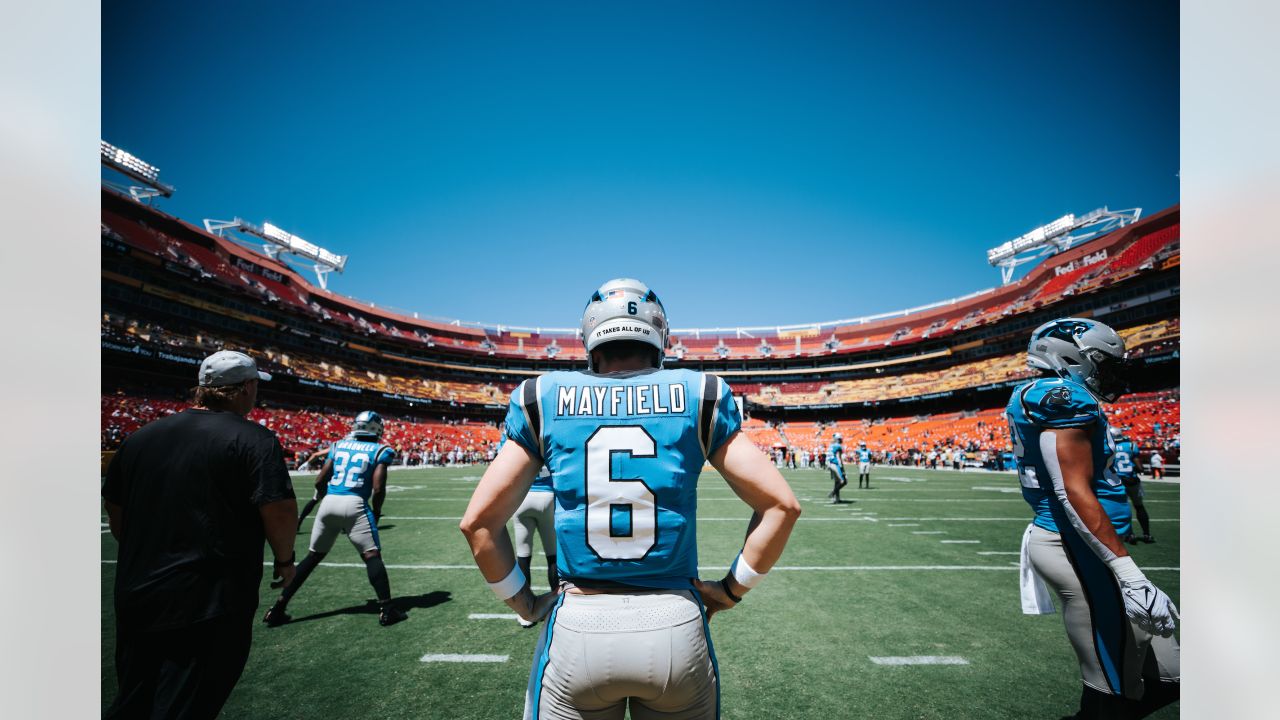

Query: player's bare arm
[698,430,802,620]
[260,497,300,588]
[104,499,124,540]
[460,440,558,622]
[370,463,387,521]
[1050,427,1127,559]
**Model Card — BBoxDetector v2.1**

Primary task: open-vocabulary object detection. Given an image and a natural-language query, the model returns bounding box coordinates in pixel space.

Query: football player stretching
[461,278,801,720]
[1008,319,1178,719]
[263,411,408,627]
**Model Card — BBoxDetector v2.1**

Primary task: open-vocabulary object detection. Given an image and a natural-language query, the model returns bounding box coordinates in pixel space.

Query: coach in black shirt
[103,350,298,719]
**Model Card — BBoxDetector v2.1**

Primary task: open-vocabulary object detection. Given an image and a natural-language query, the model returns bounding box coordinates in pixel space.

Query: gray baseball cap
[198,350,272,387]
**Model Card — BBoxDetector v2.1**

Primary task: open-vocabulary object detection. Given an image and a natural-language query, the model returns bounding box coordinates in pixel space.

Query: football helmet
[1026,318,1133,402]
[580,278,668,370]
[352,410,385,438]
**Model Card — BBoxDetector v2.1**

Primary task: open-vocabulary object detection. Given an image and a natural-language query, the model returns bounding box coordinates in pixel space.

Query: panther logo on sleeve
[1045,387,1072,406]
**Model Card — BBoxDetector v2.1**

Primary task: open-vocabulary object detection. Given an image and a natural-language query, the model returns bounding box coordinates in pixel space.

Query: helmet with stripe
[580,278,668,370]
[351,410,385,439]
[1026,317,1132,403]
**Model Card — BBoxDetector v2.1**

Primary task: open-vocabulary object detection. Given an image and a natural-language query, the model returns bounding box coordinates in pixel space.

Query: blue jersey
[856,448,870,463]
[503,368,741,590]
[828,440,843,464]
[501,429,554,493]
[325,437,395,500]
[1005,378,1131,536]
[1113,440,1138,481]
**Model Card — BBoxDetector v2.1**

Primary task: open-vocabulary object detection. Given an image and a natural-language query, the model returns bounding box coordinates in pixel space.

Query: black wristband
[719,578,742,604]
[274,552,295,567]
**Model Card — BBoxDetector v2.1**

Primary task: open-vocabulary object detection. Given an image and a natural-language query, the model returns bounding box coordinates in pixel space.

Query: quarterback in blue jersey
[461,278,801,720]
[826,433,848,502]
[855,442,873,489]
[264,411,408,627]
[1110,427,1155,545]
[1008,318,1178,719]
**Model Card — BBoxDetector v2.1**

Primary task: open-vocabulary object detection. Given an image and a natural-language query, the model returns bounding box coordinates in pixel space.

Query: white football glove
[1107,555,1179,637]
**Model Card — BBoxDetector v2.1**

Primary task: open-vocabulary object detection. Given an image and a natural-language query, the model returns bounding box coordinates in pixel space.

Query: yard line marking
[912,531,946,535]
[97,560,1181,572]
[970,486,1021,494]
[870,656,969,666]
[887,523,920,527]
[469,613,520,620]
[976,551,1020,556]
[875,517,1179,522]
[420,654,508,663]
[940,540,981,544]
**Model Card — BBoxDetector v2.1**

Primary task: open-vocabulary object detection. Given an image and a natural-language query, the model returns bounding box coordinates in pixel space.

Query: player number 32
[585,426,658,559]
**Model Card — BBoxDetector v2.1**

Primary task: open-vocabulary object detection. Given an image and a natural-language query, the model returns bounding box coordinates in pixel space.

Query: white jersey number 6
[585,426,658,560]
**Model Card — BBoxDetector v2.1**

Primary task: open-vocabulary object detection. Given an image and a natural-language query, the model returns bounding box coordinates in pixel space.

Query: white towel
[1020,523,1056,615]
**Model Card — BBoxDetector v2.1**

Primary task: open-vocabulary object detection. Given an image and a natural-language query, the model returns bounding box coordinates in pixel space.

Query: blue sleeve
[707,375,742,457]
[1020,380,1100,429]
[375,445,396,466]
[503,380,544,462]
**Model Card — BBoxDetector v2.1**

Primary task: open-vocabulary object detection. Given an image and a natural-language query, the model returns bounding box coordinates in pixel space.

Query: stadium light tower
[100,140,175,202]
[986,207,1142,285]
[203,217,348,289]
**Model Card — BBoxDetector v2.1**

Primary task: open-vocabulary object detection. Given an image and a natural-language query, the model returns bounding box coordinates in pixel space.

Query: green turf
[101,466,1180,719]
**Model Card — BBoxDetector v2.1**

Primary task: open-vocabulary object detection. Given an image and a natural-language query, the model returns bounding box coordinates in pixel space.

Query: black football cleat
[1140,534,1156,544]
[379,606,408,627]
[1122,533,1138,544]
[262,605,291,627]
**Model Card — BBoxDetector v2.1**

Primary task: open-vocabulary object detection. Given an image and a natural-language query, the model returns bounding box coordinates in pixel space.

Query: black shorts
[106,610,254,720]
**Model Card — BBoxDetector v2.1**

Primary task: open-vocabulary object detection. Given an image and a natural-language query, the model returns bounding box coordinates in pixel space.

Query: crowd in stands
[745,389,1180,472]
[101,393,502,467]
[748,319,1179,408]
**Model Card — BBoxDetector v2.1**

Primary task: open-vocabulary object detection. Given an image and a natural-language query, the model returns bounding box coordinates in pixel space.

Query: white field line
[95,559,1184,572]
[940,540,981,544]
[420,654,508,663]
[912,531,946,535]
[870,656,970,666]
[970,486,1021,494]
[887,523,920,527]
[976,551,1020,556]
[875,517,1179,522]
[469,613,520,620]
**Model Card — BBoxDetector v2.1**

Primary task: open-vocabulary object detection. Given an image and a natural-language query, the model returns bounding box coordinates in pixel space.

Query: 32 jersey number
[585,426,658,560]
[330,450,369,489]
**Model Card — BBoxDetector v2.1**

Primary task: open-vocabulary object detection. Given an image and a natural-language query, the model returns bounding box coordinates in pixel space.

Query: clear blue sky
[103,1,1178,330]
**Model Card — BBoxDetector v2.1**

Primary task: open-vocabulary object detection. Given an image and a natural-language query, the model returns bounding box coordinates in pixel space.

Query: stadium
[100,143,1180,718]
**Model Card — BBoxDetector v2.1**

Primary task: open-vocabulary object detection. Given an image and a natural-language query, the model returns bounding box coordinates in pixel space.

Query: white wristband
[487,564,527,600]
[1106,555,1147,585]
[730,552,766,589]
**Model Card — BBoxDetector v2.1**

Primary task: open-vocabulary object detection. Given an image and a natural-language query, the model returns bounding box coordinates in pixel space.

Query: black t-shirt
[102,408,295,631]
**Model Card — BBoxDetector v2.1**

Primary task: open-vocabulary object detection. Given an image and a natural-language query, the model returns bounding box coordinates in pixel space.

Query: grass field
[101,465,1180,719]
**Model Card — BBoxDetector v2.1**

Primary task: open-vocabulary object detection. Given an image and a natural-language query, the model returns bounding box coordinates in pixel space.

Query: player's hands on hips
[693,578,738,622]
[1119,579,1179,636]
[271,561,296,590]
[505,586,559,624]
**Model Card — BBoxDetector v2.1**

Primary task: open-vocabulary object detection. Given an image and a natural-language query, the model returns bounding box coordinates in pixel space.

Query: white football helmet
[1026,318,1133,402]
[351,410,384,439]
[580,278,669,370]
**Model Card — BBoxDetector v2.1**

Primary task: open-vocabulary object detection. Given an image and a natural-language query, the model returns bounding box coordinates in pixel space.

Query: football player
[856,442,872,489]
[1008,318,1179,719]
[512,453,558,628]
[263,411,408,627]
[460,278,801,720]
[826,432,848,502]
[1111,427,1154,544]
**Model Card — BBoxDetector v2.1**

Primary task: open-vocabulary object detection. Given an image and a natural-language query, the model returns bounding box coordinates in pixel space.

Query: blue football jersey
[1005,378,1131,536]
[857,448,870,463]
[828,440,843,464]
[504,368,741,590]
[325,437,395,500]
[1113,440,1138,480]
[500,428,554,493]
